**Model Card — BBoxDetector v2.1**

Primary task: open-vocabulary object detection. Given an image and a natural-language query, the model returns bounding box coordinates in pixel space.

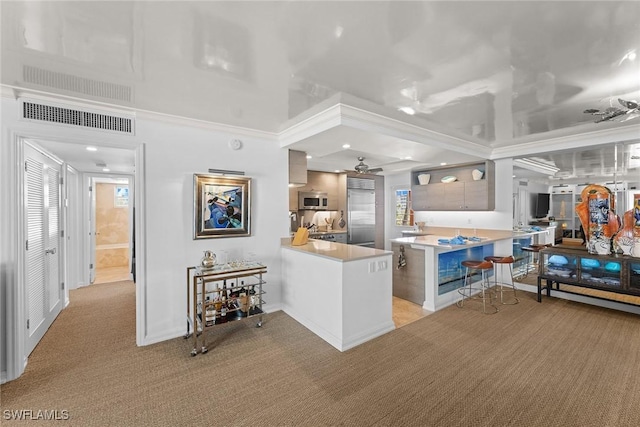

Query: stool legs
[494,262,519,305]
[456,266,498,314]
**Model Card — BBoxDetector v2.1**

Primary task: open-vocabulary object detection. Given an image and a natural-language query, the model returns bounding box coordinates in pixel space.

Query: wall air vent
[347,177,375,190]
[23,65,132,103]
[22,101,133,134]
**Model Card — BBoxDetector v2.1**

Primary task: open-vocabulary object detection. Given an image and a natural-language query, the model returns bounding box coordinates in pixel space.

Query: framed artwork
[114,186,129,207]
[193,174,251,239]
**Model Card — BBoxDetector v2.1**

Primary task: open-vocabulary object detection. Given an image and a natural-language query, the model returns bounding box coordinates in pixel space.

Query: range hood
[289,149,307,187]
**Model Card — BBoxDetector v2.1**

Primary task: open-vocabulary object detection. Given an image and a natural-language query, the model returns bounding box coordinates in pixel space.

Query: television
[533,193,550,218]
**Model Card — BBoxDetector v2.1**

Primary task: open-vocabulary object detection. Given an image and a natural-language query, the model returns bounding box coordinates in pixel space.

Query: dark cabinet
[539,247,638,296]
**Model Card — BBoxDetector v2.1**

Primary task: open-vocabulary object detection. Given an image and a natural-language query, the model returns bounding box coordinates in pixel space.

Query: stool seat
[457,259,497,314]
[485,255,518,304]
[484,255,515,264]
[461,260,493,269]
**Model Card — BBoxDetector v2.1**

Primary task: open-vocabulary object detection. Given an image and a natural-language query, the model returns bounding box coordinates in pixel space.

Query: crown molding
[491,123,640,159]
[2,84,278,141]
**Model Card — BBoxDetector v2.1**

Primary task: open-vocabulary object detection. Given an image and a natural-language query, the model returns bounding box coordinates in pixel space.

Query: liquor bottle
[220,296,228,323]
[238,280,248,316]
[205,305,215,327]
[248,285,257,315]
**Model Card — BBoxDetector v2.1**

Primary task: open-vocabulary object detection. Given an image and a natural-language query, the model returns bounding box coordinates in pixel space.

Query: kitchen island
[391,227,552,311]
[281,238,394,351]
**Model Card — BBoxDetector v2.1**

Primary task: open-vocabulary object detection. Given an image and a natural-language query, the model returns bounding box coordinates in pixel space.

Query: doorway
[89,177,133,284]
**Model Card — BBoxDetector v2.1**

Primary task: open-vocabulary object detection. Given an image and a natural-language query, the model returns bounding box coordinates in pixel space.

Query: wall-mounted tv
[533,193,550,218]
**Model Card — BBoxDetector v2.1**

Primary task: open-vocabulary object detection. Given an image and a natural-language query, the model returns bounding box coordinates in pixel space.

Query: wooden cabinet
[289,170,340,211]
[392,243,425,305]
[411,161,495,211]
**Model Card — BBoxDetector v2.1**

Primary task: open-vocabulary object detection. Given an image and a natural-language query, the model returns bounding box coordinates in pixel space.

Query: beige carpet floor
[3,280,640,426]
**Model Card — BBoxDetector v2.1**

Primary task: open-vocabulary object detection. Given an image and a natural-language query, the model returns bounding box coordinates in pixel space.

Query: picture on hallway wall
[193,174,251,239]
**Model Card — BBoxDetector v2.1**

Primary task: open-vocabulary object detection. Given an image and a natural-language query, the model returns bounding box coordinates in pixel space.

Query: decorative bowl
[472,169,484,181]
[581,258,600,269]
[604,262,621,272]
[548,255,568,265]
[441,175,457,183]
[418,174,431,185]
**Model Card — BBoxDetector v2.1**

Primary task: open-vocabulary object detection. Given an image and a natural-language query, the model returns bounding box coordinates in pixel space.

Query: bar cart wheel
[201,346,208,354]
[190,348,197,357]
[256,321,262,328]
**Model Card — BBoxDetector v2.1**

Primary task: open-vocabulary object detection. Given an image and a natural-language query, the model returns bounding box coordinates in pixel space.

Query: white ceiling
[1,1,639,181]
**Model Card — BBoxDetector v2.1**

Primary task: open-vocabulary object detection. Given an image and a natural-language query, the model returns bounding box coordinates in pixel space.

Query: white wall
[1,96,289,381]
[137,117,288,344]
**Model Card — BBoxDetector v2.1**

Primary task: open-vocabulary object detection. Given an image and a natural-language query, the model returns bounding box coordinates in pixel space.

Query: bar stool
[520,244,550,278]
[484,255,518,305]
[456,260,498,314]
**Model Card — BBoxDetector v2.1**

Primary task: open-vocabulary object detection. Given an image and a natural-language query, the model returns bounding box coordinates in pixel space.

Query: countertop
[281,237,391,262]
[391,227,549,249]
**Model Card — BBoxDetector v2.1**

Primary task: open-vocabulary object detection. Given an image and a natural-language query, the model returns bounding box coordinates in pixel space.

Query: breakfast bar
[391,227,551,311]
[280,238,394,351]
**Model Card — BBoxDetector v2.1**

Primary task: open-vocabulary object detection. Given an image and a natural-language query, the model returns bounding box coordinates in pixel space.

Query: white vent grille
[23,65,132,102]
[23,102,133,134]
[347,177,375,190]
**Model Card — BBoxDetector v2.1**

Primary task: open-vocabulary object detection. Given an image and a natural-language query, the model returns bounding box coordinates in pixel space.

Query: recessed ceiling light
[403,156,412,160]
[86,146,97,152]
[102,168,110,172]
[306,155,312,159]
[398,107,416,115]
[342,144,350,149]
[334,169,341,173]
[440,162,447,166]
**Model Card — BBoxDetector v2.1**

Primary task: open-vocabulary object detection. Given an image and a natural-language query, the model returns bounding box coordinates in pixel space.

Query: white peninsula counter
[390,227,552,312]
[281,238,394,351]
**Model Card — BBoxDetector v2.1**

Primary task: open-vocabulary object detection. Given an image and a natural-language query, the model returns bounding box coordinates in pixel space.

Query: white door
[25,144,63,356]
[89,178,96,284]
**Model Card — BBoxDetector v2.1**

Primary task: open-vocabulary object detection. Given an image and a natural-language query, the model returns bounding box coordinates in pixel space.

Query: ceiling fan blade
[367,168,383,173]
[618,98,638,110]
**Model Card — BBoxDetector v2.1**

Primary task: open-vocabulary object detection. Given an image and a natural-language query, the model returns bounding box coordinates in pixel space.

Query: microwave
[299,191,328,210]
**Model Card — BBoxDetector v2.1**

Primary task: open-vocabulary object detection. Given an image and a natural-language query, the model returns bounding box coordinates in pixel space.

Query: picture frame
[193,174,251,239]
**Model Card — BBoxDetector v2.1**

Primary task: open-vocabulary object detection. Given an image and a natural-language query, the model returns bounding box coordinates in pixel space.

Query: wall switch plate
[368,261,376,273]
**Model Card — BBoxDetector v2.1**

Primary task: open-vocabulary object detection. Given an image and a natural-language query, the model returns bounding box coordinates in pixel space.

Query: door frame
[84,174,135,285]
[5,132,146,383]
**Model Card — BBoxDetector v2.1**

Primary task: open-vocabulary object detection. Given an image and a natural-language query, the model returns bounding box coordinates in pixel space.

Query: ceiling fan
[584,98,640,123]
[353,157,383,174]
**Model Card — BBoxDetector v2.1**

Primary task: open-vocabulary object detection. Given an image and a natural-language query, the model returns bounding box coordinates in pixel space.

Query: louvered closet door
[25,144,62,356]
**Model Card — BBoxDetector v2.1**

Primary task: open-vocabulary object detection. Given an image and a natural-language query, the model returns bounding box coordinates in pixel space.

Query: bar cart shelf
[185,262,267,356]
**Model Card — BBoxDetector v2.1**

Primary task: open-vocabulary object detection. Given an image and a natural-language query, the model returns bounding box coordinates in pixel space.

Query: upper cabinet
[411,161,495,211]
[289,170,340,211]
[288,150,307,187]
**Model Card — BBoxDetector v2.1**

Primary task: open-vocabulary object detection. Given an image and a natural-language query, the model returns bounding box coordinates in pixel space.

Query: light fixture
[342,144,350,149]
[514,158,560,174]
[306,155,312,159]
[334,169,341,173]
[398,106,416,115]
[86,146,97,152]
[102,167,110,172]
[440,162,447,166]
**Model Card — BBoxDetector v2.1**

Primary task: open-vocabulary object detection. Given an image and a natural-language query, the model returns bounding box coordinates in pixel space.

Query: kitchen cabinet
[288,149,307,187]
[392,242,425,305]
[289,170,340,211]
[411,161,495,211]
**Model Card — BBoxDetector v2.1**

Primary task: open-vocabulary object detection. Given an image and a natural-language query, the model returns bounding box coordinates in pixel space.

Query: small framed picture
[193,174,251,239]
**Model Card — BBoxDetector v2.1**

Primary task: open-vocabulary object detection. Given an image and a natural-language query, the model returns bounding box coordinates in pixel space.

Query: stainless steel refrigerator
[347,188,376,247]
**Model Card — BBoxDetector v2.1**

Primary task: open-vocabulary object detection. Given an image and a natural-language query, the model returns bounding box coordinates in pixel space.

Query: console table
[537,246,640,304]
